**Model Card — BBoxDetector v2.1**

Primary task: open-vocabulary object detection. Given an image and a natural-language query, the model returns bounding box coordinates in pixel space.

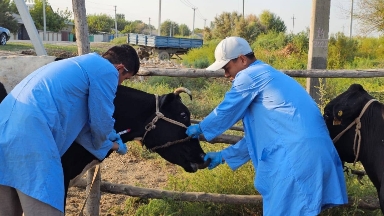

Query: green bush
[110,36,128,45]
[252,31,287,51]
[182,40,220,68]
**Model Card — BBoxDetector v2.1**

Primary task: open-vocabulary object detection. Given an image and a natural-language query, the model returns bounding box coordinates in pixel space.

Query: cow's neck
[113,86,158,143]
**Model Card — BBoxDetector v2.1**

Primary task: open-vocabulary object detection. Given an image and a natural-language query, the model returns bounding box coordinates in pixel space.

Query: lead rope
[332,99,377,166]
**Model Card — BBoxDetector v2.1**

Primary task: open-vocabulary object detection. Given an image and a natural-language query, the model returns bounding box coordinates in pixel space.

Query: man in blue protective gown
[186,37,348,215]
[0,45,140,215]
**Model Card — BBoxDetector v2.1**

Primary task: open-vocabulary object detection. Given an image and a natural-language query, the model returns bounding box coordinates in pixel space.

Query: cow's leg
[61,142,100,208]
[380,172,384,214]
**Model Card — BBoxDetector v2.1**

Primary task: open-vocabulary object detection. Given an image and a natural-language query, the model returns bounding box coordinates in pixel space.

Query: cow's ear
[348,84,365,92]
[159,93,176,108]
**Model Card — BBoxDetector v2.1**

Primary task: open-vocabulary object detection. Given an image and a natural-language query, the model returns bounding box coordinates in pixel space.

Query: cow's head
[323,84,374,162]
[113,86,208,173]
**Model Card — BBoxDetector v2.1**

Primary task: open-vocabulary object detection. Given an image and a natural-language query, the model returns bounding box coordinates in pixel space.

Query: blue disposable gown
[0,53,117,212]
[200,60,348,215]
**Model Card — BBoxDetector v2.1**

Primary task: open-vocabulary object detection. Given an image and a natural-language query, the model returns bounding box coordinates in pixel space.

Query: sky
[46,0,362,37]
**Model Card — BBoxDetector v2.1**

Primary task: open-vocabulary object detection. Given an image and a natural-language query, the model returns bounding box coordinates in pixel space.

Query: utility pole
[204,19,207,28]
[192,7,196,37]
[349,0,354,38]
[114,6,118,39]
[242,0,244,17]
[170,23,172,37]
[43,0,46,41]
[148,17,151,35]
[291,14,296,32]
[158,0,161,36]
[307,0,331,103]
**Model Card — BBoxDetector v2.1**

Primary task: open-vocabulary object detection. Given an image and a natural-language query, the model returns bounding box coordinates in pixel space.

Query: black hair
[231,52,256,62]
[102,44,140,75]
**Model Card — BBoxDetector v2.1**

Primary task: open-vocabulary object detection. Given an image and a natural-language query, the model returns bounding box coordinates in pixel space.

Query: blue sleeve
[87,67,118,149]
[200,72,259,141]
[221,138,250,170]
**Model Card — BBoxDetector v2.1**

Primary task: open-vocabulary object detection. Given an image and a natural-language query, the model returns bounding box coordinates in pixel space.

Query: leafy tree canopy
[160,20,179,36]
[179,24,191,36]
[29,0,71,32]
[87,13,114,34]
[0,0,18,33]
[259,10,286,33]
[354,0,384,34]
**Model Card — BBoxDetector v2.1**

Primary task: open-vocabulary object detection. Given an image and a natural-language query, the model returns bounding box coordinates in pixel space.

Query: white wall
[0,55,55,92]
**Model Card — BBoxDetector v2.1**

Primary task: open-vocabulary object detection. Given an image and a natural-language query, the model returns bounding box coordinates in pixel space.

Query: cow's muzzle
[190,153,211,172]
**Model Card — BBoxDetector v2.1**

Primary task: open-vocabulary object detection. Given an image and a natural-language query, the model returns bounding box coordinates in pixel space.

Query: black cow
[0,82,6,103]
[0,82,208,206]
[323,83,384,213]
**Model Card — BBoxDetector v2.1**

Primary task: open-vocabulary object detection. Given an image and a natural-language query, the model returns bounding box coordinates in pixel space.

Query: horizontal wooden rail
[138,68,384,78]
[75,179,262,205]
[200,134,242,145]
[73,179,379,210]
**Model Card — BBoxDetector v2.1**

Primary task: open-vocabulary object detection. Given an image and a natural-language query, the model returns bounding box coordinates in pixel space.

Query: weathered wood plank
[75,179,262,204]
[74,179,380,210]
[138,68,384,78]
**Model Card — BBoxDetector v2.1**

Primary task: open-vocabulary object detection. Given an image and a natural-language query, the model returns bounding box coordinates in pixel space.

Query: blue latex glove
[204,152,224,170]
[108,129,120,141]
[186,124,202,139]
[115,139,128,155]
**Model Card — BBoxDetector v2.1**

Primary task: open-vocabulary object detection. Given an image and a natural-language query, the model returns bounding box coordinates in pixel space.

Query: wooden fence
[77,68,384,213]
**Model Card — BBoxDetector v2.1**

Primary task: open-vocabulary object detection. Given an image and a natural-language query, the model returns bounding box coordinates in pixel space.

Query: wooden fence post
[72,0,98,215]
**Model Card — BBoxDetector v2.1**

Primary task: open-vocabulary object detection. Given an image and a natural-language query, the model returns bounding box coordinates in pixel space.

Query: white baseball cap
[206,37,253,71]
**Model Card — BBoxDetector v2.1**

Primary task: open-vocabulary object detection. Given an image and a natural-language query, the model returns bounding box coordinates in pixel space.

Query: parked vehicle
[0,27,11,45]
[127,33,203,60]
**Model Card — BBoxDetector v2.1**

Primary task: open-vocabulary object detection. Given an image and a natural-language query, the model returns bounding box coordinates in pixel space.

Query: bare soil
[65,150,181,216]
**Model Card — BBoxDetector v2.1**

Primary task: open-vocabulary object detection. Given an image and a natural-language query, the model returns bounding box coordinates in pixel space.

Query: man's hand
[108,130,127,155]
[204,152,225,170]
[186,124,202,139]
[115,139,128,155]
[108,129,120,141]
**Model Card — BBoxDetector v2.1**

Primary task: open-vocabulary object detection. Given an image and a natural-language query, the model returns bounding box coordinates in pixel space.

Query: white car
[0,27,11,45]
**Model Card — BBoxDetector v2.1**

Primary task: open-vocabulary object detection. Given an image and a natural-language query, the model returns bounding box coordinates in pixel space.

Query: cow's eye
[180,112,187,119]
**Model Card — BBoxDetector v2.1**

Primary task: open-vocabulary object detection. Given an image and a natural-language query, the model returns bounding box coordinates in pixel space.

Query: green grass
[0,42,34,51]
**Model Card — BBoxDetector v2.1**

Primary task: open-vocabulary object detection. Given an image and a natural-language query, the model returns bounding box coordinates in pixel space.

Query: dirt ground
[65,149,181,216]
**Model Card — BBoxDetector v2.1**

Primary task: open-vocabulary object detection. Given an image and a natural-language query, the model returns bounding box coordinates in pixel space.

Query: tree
[259,10,286,33]
[121,20,148,34]
[0,0,18,33]
[29,0,71,32]
[160,20,179,36]
[202,27,213,41]
[237,16,266,44]
[116,13,129,32]
[179,24,191,36]
[87,14,114,34]
[354,0,384,34]
[211,11,242,39]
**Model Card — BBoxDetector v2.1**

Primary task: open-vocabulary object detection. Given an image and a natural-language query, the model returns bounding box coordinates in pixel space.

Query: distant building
[24,0,35,10]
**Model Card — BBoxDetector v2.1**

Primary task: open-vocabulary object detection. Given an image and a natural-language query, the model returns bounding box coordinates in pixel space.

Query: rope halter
[332,99,377,166]
[141,94,191,152]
